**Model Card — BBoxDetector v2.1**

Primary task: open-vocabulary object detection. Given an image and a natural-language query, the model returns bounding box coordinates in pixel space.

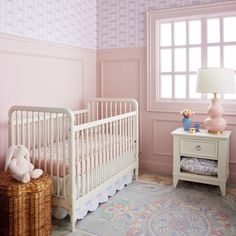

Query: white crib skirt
[52,171,133,220]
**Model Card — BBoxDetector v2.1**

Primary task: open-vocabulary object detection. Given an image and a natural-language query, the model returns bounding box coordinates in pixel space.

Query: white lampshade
[196,68,235,93]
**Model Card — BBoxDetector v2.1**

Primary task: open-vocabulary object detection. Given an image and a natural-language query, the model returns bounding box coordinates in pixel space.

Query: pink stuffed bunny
[4,145,43,183]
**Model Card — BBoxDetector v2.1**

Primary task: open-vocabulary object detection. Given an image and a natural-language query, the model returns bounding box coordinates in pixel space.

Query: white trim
[147,1,236,113]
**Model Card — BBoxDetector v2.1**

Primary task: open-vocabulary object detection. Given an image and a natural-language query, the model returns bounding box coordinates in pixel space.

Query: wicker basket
[0,171,52,236]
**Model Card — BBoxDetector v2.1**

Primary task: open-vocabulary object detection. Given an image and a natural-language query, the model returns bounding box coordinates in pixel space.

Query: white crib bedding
[30,134,133,176]
[30,132,135,221]
[52,171,133,220]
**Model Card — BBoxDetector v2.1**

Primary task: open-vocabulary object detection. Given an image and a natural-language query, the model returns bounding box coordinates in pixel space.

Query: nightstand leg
[173,177,178,187]
[219,183,226,196]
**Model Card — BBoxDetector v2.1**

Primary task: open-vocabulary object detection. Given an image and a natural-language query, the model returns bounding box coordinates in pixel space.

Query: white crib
[8,98,139,231]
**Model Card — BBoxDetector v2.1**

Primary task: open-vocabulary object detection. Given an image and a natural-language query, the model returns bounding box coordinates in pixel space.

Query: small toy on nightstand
[189,128,196,133]
[194,122,200,132]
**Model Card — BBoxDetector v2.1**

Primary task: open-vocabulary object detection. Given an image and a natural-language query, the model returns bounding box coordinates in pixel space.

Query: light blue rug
[52,181,236,236]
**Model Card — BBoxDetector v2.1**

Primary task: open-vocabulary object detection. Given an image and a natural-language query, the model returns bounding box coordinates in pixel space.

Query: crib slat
[62,114,67,198]
[81,130,85,196]
[49,113,53,187]
[105,102,107,118]
[112,121,116,176]
[90,127,94,190]
[98,124,102,185]
[86,128,89,193]
[110,101,112,117]
[132,116,134,166]
[56,114,60,196]
[21,111,24,145]
[9,112,15,146]
[16,111,19,145]
[96,101,99,120]
[75,131,80,198]
[32,112,35,164]
[115,102,117,116]
[125,117,127,166]
[128,117,131,165]
[94,126,98,187]
[26,111,30,150]
[109,121,113,177]
[101,101,104,119]
[43,113,47,172]
[38,112,41,168]
[92,102,95,122]
[102,123,105,182]
[119,119,122,171]
[122,118,125,169]
[115,120,118,175]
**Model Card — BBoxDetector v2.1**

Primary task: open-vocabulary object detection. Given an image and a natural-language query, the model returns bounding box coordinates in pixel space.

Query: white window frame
[147,1,236,114]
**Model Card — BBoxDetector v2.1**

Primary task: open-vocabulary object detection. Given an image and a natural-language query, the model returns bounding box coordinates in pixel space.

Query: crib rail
[74,109,89,125]
[8,106,75,199]
[88,98,138,121]
[73,110,137,198]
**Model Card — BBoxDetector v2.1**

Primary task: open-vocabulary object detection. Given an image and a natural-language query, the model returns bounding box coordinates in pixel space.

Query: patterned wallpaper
[97,0,227,49]
[0,0,97,49]
[0,0,228,49]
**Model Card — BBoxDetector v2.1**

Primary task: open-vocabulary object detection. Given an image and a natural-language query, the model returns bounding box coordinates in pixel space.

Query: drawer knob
[196,145,201,151]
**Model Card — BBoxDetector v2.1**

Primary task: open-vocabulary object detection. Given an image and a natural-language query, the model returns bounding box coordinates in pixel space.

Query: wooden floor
[139,172,236,197]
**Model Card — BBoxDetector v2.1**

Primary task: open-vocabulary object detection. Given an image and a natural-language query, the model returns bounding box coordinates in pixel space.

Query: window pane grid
[158,14,236,101]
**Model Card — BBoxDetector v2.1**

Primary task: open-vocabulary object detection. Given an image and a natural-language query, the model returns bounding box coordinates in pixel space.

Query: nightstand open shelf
[171,127,231,196]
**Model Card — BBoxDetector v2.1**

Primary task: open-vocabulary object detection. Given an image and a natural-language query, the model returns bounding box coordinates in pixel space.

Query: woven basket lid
[0,171,51,196]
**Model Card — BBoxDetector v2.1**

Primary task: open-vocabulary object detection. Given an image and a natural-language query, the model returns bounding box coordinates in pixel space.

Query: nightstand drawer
[180,139,218,160]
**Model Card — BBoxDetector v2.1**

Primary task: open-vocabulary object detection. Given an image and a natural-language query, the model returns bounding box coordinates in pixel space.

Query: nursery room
[0,0,236,235]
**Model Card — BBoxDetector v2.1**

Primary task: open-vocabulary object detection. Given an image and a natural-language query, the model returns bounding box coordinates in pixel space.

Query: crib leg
[71,214,76,232]
[134,167,139,181]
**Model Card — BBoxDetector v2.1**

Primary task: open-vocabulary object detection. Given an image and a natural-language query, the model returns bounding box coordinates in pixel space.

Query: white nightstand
[171,127,231,196]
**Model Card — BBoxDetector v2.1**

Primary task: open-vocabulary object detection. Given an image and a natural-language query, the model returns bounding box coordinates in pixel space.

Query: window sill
[147,99,236,116]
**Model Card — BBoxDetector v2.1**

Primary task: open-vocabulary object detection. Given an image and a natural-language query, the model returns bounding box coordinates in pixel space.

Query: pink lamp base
[204,97,227,134]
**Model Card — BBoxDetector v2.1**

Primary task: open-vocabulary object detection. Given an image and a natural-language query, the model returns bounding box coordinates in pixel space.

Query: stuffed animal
[4,145,43,183]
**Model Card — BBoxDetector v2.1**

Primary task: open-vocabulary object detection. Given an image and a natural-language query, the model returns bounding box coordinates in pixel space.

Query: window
[147,2,236,112]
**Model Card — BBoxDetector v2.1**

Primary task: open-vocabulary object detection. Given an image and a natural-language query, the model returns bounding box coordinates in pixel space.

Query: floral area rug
[52,181,236,236]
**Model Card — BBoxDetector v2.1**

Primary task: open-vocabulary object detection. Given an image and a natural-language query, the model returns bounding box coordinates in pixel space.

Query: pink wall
[0,33,97,169]
[97,47,236,184]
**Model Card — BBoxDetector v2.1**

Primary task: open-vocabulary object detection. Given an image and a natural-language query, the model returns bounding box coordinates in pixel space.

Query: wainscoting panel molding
[97,47,236,184]
[0,33,97,169]
[153,120,179,156]
[100,59,141,101]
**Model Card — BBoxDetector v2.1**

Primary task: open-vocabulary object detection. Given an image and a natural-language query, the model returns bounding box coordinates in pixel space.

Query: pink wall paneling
[0,33,97,169]
[153,120,175,157]
[228,124,236,182]
[99,58,141,100]
[97,47,236,184]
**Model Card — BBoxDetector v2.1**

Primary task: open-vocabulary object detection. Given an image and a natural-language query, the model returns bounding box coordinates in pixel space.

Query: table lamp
[196,68,235,134]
